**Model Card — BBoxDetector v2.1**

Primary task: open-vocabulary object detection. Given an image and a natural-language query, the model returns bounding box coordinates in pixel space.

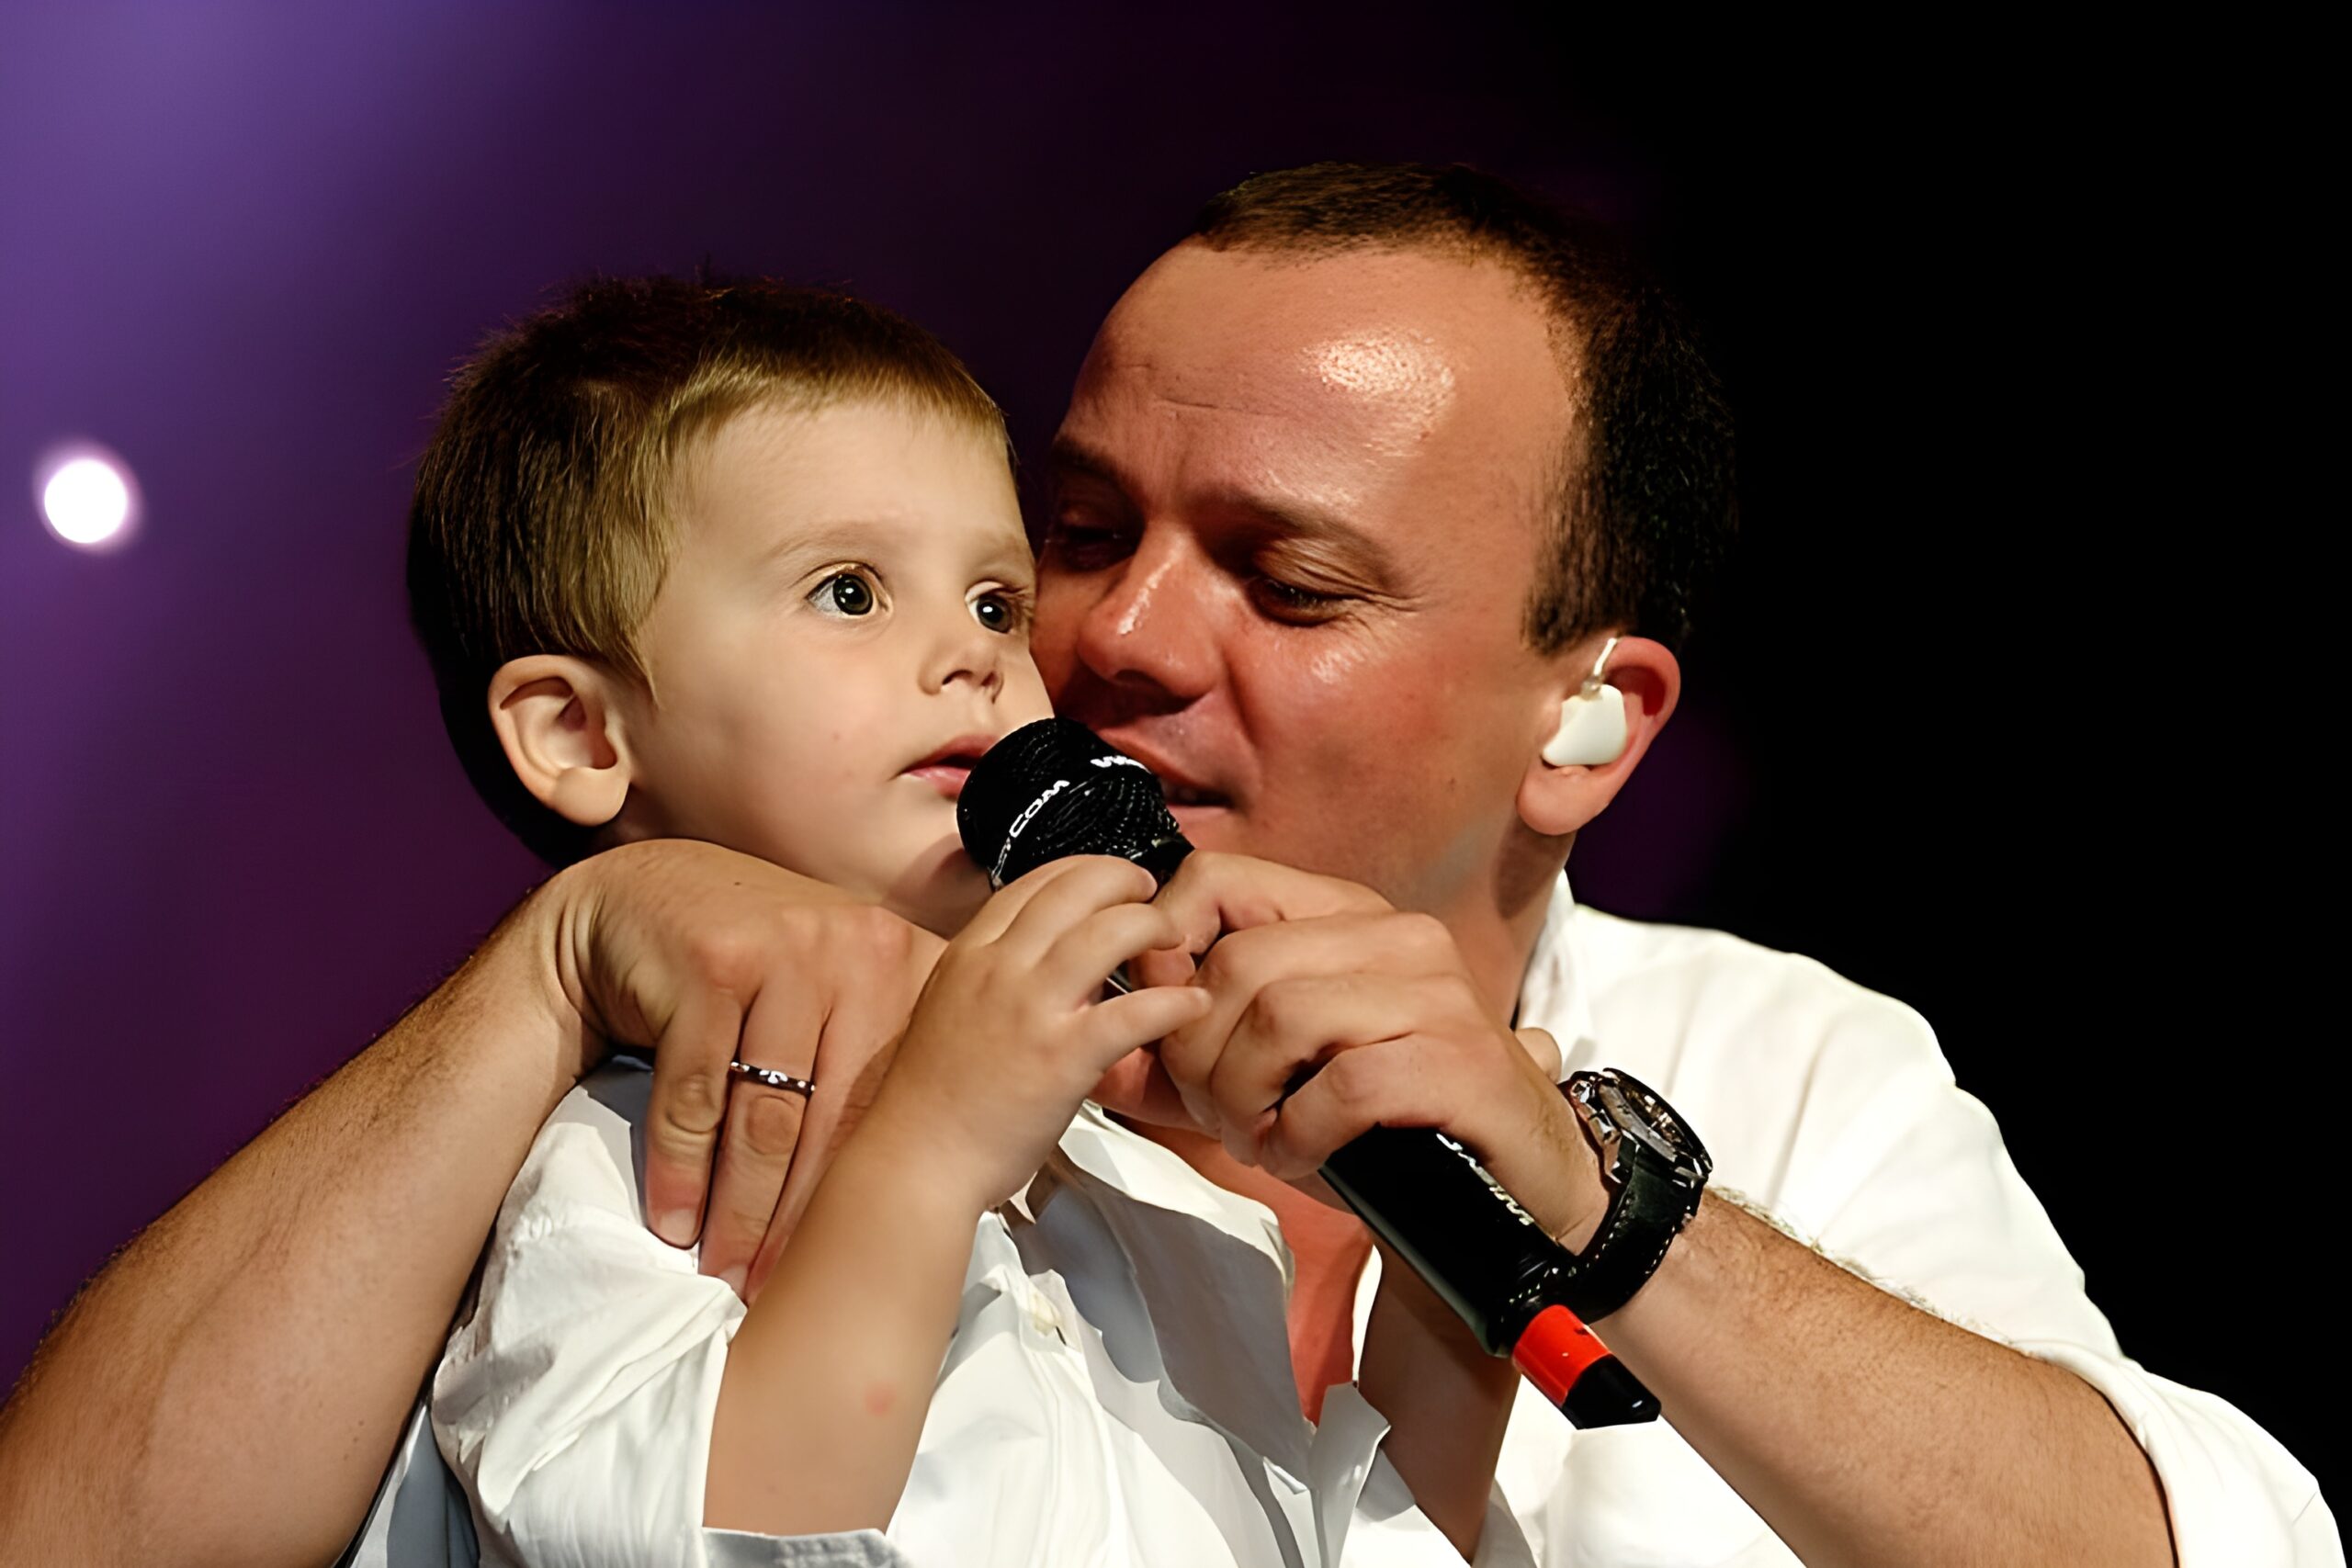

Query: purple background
[3,3,2330,1503]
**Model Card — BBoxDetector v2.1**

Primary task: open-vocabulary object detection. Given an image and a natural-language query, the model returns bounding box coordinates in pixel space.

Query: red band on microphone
[1511,1303,1611,1404]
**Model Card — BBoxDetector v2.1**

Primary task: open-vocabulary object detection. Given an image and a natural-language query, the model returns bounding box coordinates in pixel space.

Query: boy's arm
[0,840,937,1568]
[429,1070,971,1564]
[705,856,1212,1539]
[703,1104,984,1533]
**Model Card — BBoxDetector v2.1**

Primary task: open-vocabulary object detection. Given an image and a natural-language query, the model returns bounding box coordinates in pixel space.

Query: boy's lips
[903,731,1001,800]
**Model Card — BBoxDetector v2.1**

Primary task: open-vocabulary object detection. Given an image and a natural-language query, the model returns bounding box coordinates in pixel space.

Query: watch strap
[1556,1143,1701,1321]
[1555,1070,1710,1321]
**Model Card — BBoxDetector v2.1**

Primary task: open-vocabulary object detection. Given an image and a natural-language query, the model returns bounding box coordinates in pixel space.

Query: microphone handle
[1319,1126,1659,1427]
[1318,1127,1555,1354]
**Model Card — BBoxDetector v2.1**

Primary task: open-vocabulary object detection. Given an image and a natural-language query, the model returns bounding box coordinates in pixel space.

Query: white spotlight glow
[34,443,141,549]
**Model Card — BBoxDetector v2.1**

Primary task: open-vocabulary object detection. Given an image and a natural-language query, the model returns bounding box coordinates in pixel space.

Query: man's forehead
[1061,243,1568,513]
[1102,242,1546,364]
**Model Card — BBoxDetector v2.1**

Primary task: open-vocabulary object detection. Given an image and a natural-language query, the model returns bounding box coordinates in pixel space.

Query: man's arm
[1351,1182,2177,1568]
[1602,1193,2174,1568]
[0,840,938,1568]
[1255,952,2177,1567]
[0,894,580,1568]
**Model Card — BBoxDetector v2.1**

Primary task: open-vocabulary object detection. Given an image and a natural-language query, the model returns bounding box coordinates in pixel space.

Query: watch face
[1590,1071,1711,1181]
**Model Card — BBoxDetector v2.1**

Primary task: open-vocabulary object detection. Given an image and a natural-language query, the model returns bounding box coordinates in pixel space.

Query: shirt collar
[1514,872,1600,1075]
[1051,1103,1291,1278]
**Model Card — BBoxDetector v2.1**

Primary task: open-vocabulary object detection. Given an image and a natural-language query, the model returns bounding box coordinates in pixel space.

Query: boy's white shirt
[364,877,2333,1568]
[429,1066,1501,1568]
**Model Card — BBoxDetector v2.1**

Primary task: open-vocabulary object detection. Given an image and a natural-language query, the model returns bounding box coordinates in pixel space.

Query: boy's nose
[922,612,1008,699]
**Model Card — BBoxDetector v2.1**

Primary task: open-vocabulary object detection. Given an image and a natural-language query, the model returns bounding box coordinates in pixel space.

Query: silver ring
[727,1060,816,1098]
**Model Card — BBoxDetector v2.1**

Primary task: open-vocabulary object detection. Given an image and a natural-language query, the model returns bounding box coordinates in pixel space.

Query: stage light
[34,444,140,549]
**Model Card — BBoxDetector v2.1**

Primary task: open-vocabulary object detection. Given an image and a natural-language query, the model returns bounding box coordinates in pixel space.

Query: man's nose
[1070,527,1221,704]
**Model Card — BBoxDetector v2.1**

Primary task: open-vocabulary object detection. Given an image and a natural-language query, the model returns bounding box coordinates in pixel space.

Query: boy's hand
[858,856,1213,1213]
[538,839,944,1298]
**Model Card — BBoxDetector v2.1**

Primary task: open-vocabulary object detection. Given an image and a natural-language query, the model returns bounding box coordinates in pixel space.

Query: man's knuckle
[1200,934,1264,992]
[1245,983,1299,1037]
[644,1119,696,1164]
[1157,1028,1207,1081]
[715,1180,775,1231]
[734,1090,807,1159]
[1396,911,1450,955]
[1430,972,1480,1016]
[854,903,911,953]
[688,931,759,988]
[1322,1050,1377,1111]
[661,1067,728,1134]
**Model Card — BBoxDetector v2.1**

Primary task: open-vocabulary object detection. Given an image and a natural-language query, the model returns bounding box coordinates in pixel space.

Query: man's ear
[485,654,638,829]
[1516,634,1681,839]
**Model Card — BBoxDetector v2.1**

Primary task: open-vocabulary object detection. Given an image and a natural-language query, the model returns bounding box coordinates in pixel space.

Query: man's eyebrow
[1228,492,1398,579]
[1045,435,1134,498]
[1047,434,1396,574]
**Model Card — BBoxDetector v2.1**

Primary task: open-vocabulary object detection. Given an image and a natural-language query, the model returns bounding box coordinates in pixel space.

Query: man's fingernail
[718,1265,748,1298]
[654,1208,697,1245]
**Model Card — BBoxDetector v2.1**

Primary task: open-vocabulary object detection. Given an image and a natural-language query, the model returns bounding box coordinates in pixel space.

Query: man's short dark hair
[1192,162,1735,653]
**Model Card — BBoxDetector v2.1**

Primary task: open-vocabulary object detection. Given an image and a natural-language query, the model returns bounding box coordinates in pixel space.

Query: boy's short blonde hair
[408,276,1008,865]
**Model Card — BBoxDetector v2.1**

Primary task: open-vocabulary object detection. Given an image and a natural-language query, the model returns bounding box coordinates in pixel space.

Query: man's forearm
[0,890,582,1568]
[1607,1196,2175,1568]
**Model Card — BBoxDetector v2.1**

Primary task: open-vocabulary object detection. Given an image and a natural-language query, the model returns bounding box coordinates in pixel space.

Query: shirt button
[1026,1291,1067,1341]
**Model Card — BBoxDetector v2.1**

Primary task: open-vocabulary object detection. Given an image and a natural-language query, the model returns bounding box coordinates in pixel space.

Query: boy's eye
[810,570,878,617]
[969,588,1026,635]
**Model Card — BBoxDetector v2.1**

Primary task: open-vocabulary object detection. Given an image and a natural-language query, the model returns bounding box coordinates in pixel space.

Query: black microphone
[957,717,1657,1427]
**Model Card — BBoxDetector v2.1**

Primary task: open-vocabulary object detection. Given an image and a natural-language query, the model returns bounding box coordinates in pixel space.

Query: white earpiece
[1541,636,1628,768]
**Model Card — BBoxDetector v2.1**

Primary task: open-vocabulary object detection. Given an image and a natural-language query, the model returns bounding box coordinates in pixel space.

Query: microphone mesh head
[956,718,1193,888]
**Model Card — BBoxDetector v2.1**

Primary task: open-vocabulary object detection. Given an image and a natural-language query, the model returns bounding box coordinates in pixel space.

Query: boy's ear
[1516,635,1680,840]
[486,655,638,829]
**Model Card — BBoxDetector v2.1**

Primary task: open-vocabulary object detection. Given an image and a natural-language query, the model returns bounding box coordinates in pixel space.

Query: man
[0,164,2329,1567]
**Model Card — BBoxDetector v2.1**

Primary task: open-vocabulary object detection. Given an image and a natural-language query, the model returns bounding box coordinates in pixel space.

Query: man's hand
[543,839,942,1298]
[1094,852,1387,1128]
[1131,852,1577,1558]
[1133,851,1599,1245]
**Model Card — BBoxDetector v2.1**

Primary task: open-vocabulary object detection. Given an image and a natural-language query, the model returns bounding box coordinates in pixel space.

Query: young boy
[401,278,1488,1567]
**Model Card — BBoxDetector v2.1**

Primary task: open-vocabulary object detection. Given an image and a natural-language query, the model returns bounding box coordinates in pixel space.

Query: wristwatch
[1555,1067,1712,1320]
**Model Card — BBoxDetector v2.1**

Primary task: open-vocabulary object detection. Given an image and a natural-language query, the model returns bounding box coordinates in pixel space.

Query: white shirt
[343,879,2338,1567]
[425,1066,1499,1568]
[1487,888,2335,1565]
